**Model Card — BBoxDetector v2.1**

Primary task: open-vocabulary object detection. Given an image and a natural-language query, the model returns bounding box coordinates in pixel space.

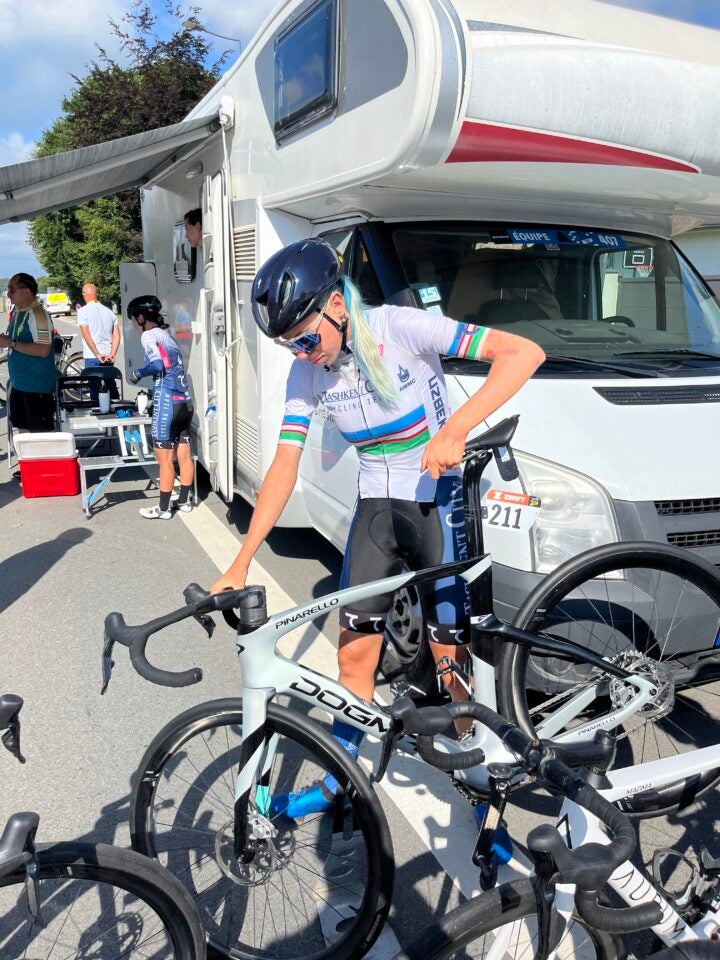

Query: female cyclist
[127,296,195,520]
[210,238,545,816]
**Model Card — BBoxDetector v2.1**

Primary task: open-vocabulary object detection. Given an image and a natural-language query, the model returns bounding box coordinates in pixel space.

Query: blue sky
[0,0,719,279]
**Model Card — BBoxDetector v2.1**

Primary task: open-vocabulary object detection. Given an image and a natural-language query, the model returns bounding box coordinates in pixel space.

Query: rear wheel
[498,542,720,817]
[130,699,393,960]
[59,351,87,400]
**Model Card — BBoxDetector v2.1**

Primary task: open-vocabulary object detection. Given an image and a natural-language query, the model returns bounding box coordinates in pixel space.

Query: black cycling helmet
[127,295,163,325]
[252,238,342,338]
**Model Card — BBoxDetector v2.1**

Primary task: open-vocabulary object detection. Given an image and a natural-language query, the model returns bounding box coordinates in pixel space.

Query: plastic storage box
[19,458,80,498]
[15,432,80,498]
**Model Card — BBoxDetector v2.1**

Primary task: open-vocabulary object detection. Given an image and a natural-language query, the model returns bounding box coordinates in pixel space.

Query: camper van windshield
[392,226,720,374]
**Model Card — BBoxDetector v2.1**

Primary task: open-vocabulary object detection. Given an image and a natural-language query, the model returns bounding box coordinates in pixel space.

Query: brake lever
[100,633,115,696]
[2,717,25,764]
[372,717,403,784]
[183,583,216,638]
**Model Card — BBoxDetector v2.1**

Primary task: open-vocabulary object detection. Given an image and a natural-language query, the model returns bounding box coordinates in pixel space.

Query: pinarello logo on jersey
[377,343,384,357]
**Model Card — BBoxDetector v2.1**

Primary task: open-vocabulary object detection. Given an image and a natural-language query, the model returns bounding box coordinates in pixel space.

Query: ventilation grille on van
[234,414,259,474]
[594,385,720,405]
[656,498,720,516]
[667,530,720,549]
[233,226,256,281]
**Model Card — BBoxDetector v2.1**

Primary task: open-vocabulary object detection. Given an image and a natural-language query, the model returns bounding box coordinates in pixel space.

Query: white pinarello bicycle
[102,419,720,960]
[386,696,720,960]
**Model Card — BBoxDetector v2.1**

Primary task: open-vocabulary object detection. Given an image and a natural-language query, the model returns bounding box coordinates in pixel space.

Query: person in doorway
[183,208,202,249]
[0,273,57,432]
[209,238,545,818]
[127,296,195,519]
[77,283,121,403]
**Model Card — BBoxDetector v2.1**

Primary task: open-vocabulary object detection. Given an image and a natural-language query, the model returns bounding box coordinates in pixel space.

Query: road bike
[387,697,720,960]
[102,418,720,959]
[0,693,206,958]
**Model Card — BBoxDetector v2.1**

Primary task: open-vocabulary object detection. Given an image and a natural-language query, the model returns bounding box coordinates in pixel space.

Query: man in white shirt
[77,283,120,401]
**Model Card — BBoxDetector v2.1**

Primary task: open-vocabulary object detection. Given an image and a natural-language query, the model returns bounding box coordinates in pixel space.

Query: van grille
[667,530,720,548]
[232,226,256,281]
[234,414,259,473]
[594,385,720,405]
[655,498,720,515]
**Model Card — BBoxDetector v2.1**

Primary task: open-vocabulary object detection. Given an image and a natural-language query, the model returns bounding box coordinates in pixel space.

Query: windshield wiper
[542,354,660,378]
[613,348,720,362]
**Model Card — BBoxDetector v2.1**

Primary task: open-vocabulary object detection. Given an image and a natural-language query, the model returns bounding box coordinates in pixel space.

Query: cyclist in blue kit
[211,238,545,817]
[127,296,195,520]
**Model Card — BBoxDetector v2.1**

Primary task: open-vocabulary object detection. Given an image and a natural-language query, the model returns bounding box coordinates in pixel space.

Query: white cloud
[0,223,41,281]
[196,0,278,49]
[0,133,35,167]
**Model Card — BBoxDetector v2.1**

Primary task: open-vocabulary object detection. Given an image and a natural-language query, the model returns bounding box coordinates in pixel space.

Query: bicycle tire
[130,698,394,960]
[59,351,86,401]
[497,542,720,817]
[0,840,205,958]
[397,878,620,959]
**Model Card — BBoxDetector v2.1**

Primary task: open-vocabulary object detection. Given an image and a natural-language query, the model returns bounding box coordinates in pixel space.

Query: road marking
[180,499,499,901]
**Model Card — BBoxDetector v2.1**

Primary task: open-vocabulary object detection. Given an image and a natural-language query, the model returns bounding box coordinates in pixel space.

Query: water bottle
[98,380,111,414]
[205,403,217,421]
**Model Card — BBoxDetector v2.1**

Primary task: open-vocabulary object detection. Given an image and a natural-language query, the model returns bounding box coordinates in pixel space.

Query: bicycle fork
[233,687,277,862]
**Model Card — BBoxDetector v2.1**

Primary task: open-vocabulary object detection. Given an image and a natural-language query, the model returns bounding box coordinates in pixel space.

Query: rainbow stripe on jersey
[447,323,487,360]
[341,406,430,456]
[279,414,311,447]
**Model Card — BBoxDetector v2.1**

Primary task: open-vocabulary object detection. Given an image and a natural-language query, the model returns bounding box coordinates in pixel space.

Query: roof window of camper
[392,226,720,375]
[274,0,338,141]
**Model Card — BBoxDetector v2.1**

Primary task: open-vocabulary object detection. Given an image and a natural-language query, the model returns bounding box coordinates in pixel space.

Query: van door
[200,171,235,500]
[118,261,158,399]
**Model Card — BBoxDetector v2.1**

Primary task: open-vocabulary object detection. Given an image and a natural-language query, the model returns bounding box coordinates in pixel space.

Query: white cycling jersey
[280,305,488,501]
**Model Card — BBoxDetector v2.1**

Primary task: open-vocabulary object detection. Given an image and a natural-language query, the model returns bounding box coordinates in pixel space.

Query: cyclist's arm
[210,444,303,592]
[421,328,544,478]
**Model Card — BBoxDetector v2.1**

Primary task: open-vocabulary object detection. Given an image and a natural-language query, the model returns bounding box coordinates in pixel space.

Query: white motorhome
[117,0,720,670]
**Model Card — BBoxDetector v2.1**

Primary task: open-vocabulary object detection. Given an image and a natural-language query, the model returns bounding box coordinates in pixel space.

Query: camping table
[65,412,196,518]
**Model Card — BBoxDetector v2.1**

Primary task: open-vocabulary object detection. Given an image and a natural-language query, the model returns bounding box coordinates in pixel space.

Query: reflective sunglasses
[276,313,325,356]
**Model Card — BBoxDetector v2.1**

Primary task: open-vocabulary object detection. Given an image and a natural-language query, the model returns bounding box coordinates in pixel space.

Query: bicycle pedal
[700,848,720,878]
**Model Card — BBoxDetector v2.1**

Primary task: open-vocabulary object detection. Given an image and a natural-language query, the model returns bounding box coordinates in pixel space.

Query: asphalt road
[0,318,718,956]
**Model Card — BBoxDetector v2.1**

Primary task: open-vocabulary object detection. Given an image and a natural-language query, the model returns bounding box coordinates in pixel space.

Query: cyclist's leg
[416,478,473,709]
[274,500,401,818]
[174,405,194,508]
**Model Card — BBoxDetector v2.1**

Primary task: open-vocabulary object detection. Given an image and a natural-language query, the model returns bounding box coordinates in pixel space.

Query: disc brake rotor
[214,815,281,887]
[610,655,675,720]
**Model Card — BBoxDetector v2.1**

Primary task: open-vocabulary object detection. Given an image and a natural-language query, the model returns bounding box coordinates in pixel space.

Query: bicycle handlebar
[101,585,267,692]
[390,698,663,934]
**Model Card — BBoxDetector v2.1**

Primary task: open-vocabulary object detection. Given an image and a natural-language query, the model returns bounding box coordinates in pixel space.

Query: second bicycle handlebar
[391,698,663,935]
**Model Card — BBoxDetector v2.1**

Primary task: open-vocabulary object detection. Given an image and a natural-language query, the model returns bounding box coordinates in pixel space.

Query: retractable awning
[0,113,220,224]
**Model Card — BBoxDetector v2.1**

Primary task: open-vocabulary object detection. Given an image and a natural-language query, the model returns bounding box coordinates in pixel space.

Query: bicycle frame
[233,553,656,810]
[547,744,720,953]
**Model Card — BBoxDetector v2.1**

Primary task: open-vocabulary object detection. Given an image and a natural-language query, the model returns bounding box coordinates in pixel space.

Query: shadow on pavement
[0,527,92,616]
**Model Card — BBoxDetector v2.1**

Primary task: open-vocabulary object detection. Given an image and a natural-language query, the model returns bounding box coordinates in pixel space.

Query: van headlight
[516,452,619,573]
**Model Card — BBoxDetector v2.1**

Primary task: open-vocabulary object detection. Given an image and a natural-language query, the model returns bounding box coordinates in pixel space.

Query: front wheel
[0,841,205,958]
[130,698,394,960]
[399,878,619,959]
[497,542,720,816]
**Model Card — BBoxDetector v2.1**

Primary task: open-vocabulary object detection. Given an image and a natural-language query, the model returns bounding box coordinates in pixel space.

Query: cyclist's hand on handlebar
[421,425,467,479]
[209,569,247,594]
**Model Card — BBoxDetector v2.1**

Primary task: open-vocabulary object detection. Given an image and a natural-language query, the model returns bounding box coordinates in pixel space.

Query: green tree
[29,2,226,304]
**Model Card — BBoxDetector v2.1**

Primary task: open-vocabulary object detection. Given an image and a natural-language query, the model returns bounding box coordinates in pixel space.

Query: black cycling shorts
[339,476,470,644]
[153,398,193,449]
